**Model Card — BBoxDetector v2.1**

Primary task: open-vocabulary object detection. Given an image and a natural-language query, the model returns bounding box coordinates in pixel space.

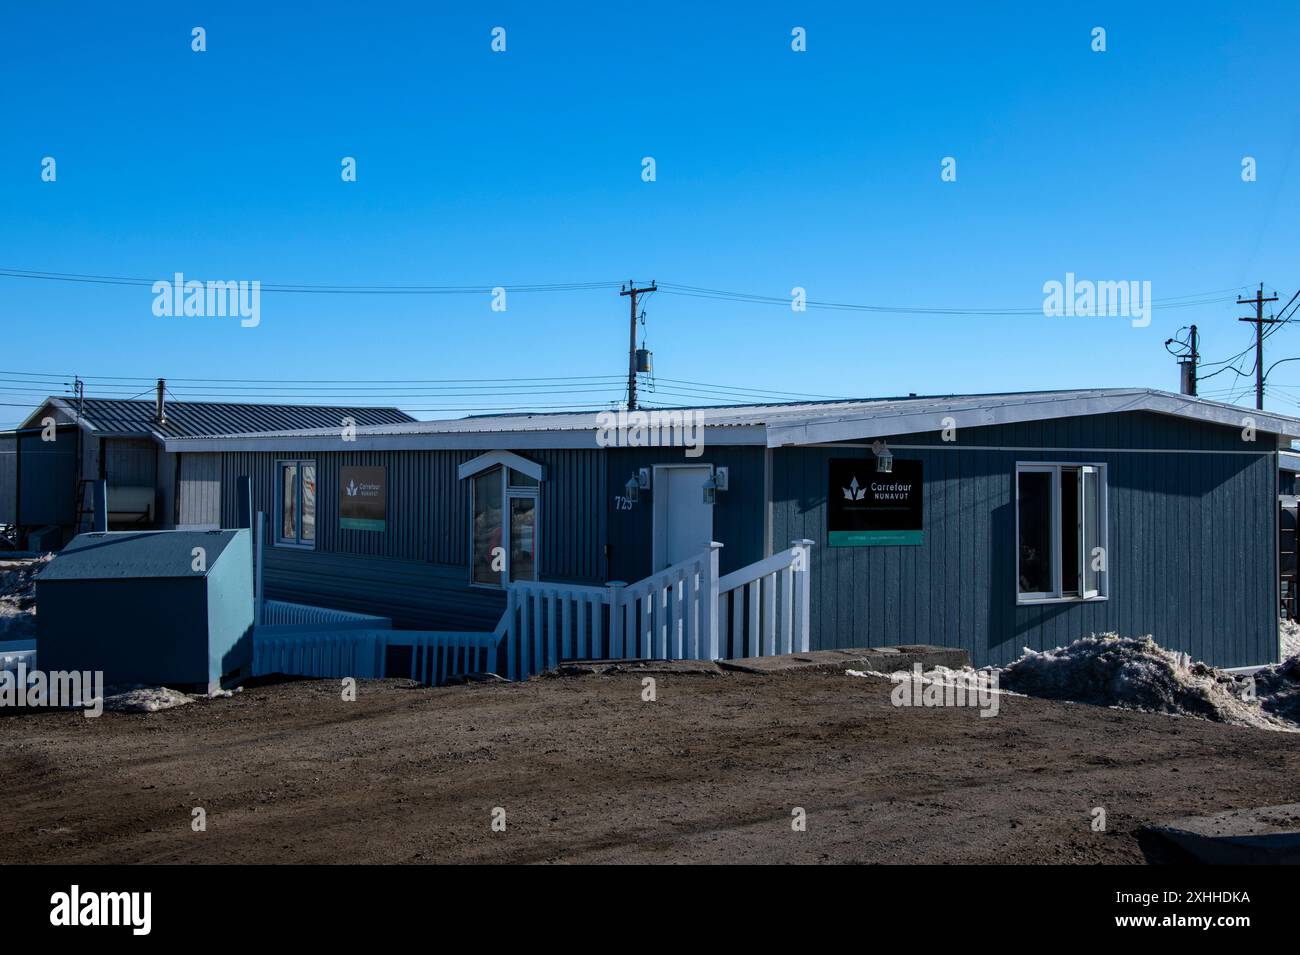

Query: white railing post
[608,582,627,658]
[792,539,815,653]
[702,542,722,660]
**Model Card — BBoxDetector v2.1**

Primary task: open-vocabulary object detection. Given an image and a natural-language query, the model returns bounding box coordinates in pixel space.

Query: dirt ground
[3,669,1299,864]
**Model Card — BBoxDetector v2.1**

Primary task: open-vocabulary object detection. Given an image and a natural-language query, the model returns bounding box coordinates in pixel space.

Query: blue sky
[2,2,1298,426]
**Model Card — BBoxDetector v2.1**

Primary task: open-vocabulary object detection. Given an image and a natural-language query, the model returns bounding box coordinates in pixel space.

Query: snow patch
[102,685,195,713]
[1281,617,1300,660]
[0,556,50,641]
[998,634,1300,732]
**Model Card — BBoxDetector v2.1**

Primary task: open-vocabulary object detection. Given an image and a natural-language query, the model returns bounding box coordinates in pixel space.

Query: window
[277,460,316,547]
[471,465,539,586]
[1015,463,1106,602]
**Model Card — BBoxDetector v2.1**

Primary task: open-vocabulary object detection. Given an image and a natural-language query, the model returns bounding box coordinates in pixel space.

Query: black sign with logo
[827,457,923,546]
[339,466,386,532]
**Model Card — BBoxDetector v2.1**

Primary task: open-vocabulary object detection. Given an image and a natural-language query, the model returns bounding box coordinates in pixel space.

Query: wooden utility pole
[1238,284,1279,410]
[620,280,655,410]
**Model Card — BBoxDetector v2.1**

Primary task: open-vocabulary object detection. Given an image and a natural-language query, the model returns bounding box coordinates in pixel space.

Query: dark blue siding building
[164,389,1298,669]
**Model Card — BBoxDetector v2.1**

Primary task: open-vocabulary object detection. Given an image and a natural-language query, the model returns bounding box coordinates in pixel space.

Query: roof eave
[766,389,1300,447]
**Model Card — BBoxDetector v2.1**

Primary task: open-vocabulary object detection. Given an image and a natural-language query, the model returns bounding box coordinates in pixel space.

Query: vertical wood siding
[771,411,1278,668]
[604,446,767,583]
[177,452,221,526]
[206,447,604,629]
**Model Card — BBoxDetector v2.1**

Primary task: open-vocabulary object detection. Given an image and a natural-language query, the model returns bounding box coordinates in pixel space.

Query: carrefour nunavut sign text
[340,466,386,532]
[827,458,923,546]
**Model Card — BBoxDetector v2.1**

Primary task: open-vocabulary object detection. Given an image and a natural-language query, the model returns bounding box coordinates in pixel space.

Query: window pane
[509,496,536,582]
[1083,467,1103,593]
[1061,467,1080,595]
[508,468,539,488]
[281,464,298,540]
[301,464,316,541]
[472,470,503,584]
[1018,470,1052,594]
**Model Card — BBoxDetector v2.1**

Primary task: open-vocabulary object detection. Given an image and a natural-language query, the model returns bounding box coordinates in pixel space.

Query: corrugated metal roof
[38,530,242,580]
[49,398,414,438]
[171,390,1072,439]
[167,387,1300,441]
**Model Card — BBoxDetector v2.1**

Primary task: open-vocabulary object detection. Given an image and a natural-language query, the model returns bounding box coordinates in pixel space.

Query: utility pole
[1169,325,1200,395]
[620,280,655,410]
[1238,284,1279,410]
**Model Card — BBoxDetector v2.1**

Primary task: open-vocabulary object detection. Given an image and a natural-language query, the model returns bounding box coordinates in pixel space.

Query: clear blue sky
[2,2,1298,427]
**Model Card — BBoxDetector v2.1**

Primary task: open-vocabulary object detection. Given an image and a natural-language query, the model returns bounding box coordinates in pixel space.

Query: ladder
[73,479,96,533]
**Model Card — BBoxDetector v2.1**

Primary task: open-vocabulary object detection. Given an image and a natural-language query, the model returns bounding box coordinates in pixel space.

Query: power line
[656,281,1249,316]
[0,267,1252,315]
[0,269,621,295]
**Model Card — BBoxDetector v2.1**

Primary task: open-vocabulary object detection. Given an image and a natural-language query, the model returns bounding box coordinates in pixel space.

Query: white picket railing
[503,540,814,680]
[716,539,815,659]
[253,627,501,685]
[499,580,612,680]
[613,543,721,662]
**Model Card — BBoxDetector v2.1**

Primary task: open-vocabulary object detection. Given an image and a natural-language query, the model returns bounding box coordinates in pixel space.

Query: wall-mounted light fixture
[625,468,651,503]
[871,440,894,473]
[702,474,718,505]
[714,466,729,491]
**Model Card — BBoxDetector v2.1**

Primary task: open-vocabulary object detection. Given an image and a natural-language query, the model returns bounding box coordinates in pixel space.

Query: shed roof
[23,397,414,439]
[160,388,1300,452]
[37,530,244,581]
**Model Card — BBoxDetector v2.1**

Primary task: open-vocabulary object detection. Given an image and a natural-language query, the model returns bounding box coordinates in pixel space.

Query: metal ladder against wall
[72,479,95,534]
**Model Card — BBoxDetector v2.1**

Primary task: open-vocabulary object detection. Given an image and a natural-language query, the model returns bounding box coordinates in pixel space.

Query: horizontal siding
[263,548,505,632]
[773,411,1278,668]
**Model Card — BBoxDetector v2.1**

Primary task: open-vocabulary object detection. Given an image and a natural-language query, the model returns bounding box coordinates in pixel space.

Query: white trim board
[457,449,547,482]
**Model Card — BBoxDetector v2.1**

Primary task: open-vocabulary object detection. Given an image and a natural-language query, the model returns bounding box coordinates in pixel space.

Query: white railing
[253,627,500,685]
[717,539,815,659]
[499,580,612,680]
[253,628,388,679]
[260,599,392,628]
[613,543,721,662]
[503,540,814,680]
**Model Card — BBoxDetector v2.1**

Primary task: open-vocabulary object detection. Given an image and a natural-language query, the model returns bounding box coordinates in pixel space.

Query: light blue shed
[36,529,254,690]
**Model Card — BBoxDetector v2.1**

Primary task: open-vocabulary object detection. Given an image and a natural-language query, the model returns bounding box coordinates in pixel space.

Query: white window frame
[1014,462,1108,605]
[468,464,540,588]
[275,458,317,549]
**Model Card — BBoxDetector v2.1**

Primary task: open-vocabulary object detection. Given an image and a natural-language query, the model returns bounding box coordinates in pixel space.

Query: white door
[653,466,714,571]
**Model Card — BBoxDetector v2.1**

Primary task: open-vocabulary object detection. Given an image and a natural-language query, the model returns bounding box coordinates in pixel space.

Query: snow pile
[102,685,194,713]
[998,634,1300,731]
[1281,618,1300,660]
[1252,656,1300,725]
[0,556,50,640]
